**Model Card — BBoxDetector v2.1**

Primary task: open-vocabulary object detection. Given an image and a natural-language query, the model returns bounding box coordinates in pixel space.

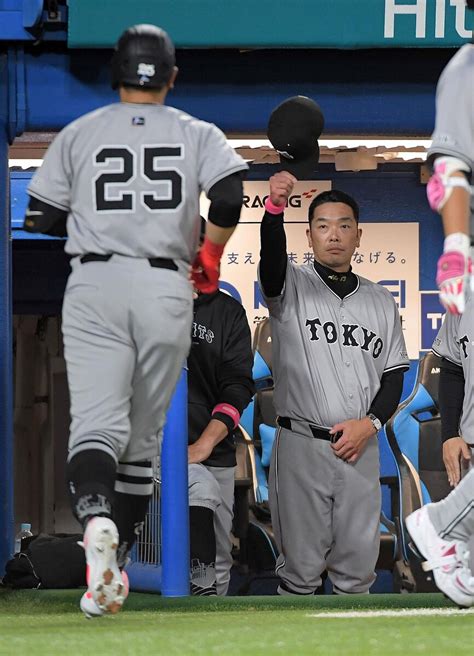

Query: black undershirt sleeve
[207,171,246,228]
[23,196,68,237]
[368,369,405,426]
[438,356,464,442]
[259,210,287,298]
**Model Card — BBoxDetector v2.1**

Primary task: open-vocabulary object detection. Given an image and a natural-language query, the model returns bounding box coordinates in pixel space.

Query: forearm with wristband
[259,198,288,298]
[211,403,241,433]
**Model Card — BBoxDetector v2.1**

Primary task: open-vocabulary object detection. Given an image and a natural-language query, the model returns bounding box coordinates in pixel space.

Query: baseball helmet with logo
[111,24,176,90]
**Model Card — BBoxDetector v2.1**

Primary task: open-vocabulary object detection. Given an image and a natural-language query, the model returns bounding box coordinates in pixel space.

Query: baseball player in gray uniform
[23,24,247,616]
[405,1,474,609]
[406,292,474,607]
[259,173,409,595]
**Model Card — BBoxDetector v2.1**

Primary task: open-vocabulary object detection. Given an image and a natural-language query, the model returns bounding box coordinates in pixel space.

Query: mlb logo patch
[132,116,145,126]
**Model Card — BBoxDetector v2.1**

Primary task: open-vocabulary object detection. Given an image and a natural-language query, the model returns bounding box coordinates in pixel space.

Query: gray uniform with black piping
[427,43,474,546]
[28,102,247,464]
[431,294,474,542]
[262,261,409,594]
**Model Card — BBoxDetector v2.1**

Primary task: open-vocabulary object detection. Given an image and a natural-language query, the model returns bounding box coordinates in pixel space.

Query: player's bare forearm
[205,222,236,246]
[187,418,229,464]
[441,184,470,237]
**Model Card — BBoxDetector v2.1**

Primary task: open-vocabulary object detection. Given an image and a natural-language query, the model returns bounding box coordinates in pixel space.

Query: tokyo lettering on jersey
[263,262,409,428]
[28,103,247,262]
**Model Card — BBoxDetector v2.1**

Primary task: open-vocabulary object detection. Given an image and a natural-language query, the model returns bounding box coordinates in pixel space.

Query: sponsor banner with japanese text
[202,181,420,358]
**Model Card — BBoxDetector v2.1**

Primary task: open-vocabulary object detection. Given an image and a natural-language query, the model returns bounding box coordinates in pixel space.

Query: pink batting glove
[436,251,471,315]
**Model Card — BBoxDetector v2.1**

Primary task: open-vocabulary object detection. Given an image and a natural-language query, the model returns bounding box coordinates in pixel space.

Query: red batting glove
[191,236,225,294]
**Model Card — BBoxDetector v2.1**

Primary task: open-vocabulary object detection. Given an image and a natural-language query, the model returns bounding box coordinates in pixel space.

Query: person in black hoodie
[187,223,254,595]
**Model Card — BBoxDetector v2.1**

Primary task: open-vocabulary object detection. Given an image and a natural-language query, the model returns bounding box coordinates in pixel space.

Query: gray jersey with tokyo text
[428,44,474,235]
[261,263,409,427]
[28,102,247,261]
[432,293,474,445]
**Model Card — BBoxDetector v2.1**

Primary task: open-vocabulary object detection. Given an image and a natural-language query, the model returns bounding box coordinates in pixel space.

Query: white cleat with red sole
[406,505,474,608]
[80,570,129,619]
[79,517,127,617]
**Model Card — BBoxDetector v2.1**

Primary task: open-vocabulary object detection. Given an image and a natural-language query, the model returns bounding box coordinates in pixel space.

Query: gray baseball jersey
[261,262,409,594]
[28,102,247,261]
[421,44,474,566]
[30,101,246,465]
[263,262,409,427]
[432,293,474,445]
[428,43,474,235]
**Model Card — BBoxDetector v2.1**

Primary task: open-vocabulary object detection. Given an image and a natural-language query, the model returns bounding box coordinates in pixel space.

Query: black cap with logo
[267,96,324,178]
[111,24,175,90]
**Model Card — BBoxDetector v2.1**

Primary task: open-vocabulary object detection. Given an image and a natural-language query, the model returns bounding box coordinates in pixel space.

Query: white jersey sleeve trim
[427,146,474,172]
[383,363,410,374]
[202,162,249,196]
[28,188,70,212]
[260,281,286,302]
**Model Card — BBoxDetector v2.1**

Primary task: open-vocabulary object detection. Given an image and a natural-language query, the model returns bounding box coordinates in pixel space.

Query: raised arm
[259,171,296,297]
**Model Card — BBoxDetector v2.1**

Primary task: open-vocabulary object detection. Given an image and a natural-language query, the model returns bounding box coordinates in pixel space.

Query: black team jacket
[188,290,255,468]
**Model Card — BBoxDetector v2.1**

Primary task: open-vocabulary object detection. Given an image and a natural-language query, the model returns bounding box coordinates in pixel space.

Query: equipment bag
[2,533,85,589]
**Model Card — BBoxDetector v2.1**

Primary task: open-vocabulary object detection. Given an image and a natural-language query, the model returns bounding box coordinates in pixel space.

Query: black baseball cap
[267,96,324,178]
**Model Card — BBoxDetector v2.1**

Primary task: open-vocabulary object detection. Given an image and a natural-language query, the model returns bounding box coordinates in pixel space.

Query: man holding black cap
[23,24,247,616]
[259,106,408,593]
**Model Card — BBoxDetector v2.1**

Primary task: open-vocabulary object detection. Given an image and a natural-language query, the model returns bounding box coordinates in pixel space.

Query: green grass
[0,589,472,655]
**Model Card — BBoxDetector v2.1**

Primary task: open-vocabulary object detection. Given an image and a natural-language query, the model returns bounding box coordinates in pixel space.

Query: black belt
[79,253,178,271]
[277,416,342,443]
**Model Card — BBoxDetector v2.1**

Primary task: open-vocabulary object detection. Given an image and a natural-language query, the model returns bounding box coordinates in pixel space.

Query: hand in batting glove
[436,233,472,315]
[191,236,225,294]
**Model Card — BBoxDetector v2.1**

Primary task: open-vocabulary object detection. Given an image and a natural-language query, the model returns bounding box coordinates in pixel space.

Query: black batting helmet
[267,96,324,178]
[111,24,175,90]
[467,0,474,8]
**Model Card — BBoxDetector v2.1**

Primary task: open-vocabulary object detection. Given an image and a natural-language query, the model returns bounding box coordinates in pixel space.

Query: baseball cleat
[406,505,474,608]
[80,516,127,616]
[80,570,129,619]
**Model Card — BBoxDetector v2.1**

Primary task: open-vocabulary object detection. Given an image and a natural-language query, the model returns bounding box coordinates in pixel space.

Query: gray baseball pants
[189,463,236,595]
[428,458,474,543]
[63,255,193,464]
[269,422,381,595]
